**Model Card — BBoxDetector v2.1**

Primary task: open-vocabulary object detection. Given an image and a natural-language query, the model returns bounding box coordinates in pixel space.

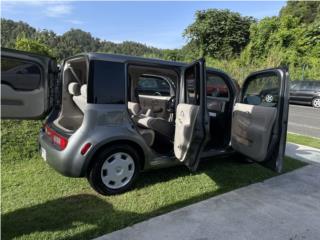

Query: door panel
[1,48,56,119]
[231,103,276,161]
[1,84,47,119]
[231,68,289,172]
[174,104,200,160]
[174,59,208,171]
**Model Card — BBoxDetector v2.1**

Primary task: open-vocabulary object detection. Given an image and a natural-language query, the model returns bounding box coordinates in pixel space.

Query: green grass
[287,132,320,149]
[1,120,306,240]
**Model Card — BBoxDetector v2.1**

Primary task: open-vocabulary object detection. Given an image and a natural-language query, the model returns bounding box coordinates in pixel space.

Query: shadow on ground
[1,157,305,240]
[2,194,123,240]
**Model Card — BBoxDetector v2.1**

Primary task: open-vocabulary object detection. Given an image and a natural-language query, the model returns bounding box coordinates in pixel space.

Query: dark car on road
[290,80,320,108]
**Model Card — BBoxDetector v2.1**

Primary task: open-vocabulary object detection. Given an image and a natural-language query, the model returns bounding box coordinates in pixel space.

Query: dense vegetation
[1,1,319,82]
[183,9,255,59]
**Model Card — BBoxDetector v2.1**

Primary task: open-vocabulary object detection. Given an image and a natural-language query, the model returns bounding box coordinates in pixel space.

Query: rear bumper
[39,129,87,177]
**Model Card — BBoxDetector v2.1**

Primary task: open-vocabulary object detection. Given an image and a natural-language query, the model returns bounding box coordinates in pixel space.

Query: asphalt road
[288,104,320,138]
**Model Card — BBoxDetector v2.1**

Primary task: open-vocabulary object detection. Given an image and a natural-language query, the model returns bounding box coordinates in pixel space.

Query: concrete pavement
[96,165,320,240]
[95,143,320,240]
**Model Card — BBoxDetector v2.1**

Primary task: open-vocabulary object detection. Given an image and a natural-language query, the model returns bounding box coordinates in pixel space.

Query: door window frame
[125,61,181,104]
[136,74,174,97]
[240,70,284,105]
[1,56,45,91]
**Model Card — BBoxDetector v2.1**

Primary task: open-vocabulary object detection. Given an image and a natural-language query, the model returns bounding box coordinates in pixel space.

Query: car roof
[70,52,230,76]
[76,52,188,68]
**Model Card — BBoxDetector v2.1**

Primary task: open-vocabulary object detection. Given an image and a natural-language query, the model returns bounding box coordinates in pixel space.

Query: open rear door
[174,59,209,171]
[1,48,57,119]
[231,68,289,172]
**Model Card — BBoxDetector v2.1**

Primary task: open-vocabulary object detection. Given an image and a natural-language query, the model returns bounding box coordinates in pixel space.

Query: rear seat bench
[128,101,174,144]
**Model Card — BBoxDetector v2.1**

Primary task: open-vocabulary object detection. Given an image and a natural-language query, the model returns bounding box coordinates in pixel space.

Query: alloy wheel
[312,98,320,108]
[265,94,273,103]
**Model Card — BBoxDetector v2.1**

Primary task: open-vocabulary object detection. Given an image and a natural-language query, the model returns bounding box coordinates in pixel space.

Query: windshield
[290,81,320,91]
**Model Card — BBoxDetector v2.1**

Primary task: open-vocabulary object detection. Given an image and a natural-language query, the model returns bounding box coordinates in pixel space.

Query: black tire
[312,97,320,108]
[87,144,141,195]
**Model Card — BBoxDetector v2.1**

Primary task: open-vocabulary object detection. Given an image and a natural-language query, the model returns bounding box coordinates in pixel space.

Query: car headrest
[80,84,87,98]
[68,82,80,96]
[128,101,141,115]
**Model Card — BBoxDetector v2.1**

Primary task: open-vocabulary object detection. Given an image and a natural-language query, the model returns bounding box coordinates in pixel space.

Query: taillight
[45,125,68,150]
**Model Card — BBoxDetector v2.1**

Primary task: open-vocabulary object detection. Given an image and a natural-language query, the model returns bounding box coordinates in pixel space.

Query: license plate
[41,148,47,161]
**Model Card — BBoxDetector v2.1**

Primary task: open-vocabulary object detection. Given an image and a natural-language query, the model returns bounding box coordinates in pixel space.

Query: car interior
[127,64,178,154]
[205,72,234,150]
[53,57,88,132]
[127,65,237,156]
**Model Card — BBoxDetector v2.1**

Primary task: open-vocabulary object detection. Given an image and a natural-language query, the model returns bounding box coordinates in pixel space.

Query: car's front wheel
[87,144,140,195]
[312,97,320,108]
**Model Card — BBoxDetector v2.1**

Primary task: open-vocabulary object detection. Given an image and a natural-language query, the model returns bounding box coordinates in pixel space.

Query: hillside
[1,1,319,81]
[1,18,166,60]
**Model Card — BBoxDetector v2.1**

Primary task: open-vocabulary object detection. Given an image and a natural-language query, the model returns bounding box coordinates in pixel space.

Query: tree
[280,1,320,24]
[55,29,100,59]
[15,37,55,58]
[1,18,36,48]
[1,19,166,61]
[184,9,255,59]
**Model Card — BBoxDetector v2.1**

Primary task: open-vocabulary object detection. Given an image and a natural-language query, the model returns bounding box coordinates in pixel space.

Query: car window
[136,76,170,96]
[312,82,320,91]
[290,82,301,90]
[185,64,199,105]
[138,77,158,89]
[299,82,312,91]
[243,72,280,107]
[206,73,229,98]
[307,81,320,91]
[91,60,125,104]
[1,57,41,91]
[206,72,230,112]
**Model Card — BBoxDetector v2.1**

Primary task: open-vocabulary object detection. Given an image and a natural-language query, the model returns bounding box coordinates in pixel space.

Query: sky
[1,1,286,49]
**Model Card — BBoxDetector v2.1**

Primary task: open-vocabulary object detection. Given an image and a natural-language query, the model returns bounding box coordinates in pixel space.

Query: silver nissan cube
[1,48,289,195]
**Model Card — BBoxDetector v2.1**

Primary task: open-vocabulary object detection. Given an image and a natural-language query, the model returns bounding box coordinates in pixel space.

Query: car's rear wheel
[312,97,320,108]
[87,144,140,195]
[265,94,273,103]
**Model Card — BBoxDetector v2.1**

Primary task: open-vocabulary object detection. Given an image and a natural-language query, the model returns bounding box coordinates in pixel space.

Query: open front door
[231,68,289,172]
[1,48,57,119]
[174,59,208,171]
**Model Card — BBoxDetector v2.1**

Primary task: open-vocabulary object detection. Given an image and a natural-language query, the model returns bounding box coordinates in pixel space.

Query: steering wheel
[166,96,176,113]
